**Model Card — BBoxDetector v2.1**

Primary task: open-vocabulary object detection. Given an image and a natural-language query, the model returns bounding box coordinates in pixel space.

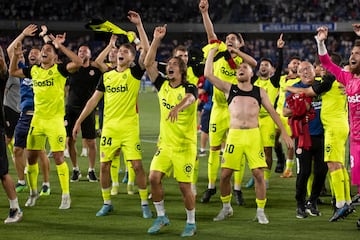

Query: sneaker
[255,210,269,224]
[147,216,170,234]
[87,170,98,182]
[127,184,135,195]
[64,149,70,158]
[122,172,128,183]
[96,204,113,216]
[296,208,308,219]
[280,169,293,178]
[59,195,71,209]
[329,204,351,222]
[198,150,206,157]
[80,150,88,157]
[25,194,39,207]
[111,185,119,196]
[352,194,360,206]
[344,204,356,218]
[15,183,28,193]
[305,201,321,216]
[213,207,233,221]
[70,169,82,182]
[274,162,284,173]
[245,177,254,188]
[201,188,216,203]
[233,190,244,206]
[181,223,196,237]
[142,205,153,219]
[4,208,23,224]
[39,185,51,196]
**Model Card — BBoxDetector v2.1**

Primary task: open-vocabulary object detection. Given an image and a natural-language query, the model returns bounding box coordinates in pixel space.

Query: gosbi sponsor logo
[347,94,360,103]
[106,84,128,93]
[33,79,54,87]
[220,66,236,77]
[162,98,174,109]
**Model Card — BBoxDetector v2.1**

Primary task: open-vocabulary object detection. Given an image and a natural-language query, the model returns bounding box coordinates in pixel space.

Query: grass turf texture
[1,90,358,239]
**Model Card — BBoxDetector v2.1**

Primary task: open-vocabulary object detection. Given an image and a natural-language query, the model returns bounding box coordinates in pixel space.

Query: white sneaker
[80,150,88,157]
[59,194,71,209]
[127,184,135,195]
[213,207,233,221]
[64,149,70,158]
[25,194,39,207]
[111,185,119,196]
[4,208,23,224]
[255,210,269,224]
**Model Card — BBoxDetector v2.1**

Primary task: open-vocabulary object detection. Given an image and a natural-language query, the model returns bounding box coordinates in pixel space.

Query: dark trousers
[295,135,328,208]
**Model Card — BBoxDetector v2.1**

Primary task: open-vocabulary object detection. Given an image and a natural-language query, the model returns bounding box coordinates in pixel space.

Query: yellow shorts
[324,125,349,164]
[99,126,142,163]
[27,115,66,151]
[259,115,276,147]
[222,128,267,170]
[150,144,196,183]
[209,106,230,147]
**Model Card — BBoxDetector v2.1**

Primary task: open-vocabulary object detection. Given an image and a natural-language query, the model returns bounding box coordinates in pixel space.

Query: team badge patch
[135,143,142,152]
[325,144,331,153]
[89,70,95,76]
[177,94,182,101]
[183,163,193,176]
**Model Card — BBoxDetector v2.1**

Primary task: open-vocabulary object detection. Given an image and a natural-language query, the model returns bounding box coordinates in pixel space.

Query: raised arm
[51,33,82,73]
[128,11,150,68]
[270,33,285,88]
[199,0,217,43]
[204,46,231,95]
[229,33,257,68]
[7,24,38,59]
[94,34,118,73]
[9,42,25,78]
[353,23,360,37]
[144,25,167,82]
[315,26,328,56]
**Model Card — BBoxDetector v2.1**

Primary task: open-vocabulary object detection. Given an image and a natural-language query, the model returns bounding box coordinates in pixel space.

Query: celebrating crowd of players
[1,0,360,237]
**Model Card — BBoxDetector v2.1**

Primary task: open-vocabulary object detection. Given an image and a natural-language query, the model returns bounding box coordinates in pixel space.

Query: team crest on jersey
[122,73,127,79]
[48,70,53,76]
[325,144,332,153]
[135,143,141,152]
[183,163,193,176]
[89,70,95,76]
[177,94,183,101]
